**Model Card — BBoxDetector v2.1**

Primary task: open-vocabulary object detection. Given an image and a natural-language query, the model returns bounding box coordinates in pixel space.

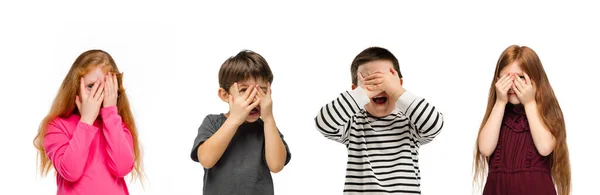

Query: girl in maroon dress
[473,45,571,195]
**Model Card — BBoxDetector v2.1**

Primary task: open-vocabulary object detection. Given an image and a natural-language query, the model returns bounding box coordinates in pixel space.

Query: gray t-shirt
[190,114,292,195]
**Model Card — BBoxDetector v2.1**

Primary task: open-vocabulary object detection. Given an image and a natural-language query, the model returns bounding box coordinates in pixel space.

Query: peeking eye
[519,76,525,80]
[240,88,247,93]
[87,84,94,89]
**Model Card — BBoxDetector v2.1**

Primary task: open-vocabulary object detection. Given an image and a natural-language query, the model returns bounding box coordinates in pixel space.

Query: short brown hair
[350,47,402,85]
[218,50,274,92]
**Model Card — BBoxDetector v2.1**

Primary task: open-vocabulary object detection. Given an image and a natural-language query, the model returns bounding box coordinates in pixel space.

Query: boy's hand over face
[228,82,261,125]
[358,72,384,98]
[361,68,405,101]
[256,83,273,121]
[382,68,405,101]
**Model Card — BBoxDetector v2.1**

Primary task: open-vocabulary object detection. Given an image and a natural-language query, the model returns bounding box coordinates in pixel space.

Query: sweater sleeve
[43,119,98,182]
[314,87,370,144]
[100,106,135,178]
[394,91,444,145]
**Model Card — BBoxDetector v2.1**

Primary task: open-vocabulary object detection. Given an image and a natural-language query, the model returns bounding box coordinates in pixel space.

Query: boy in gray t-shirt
[190,50,291,195]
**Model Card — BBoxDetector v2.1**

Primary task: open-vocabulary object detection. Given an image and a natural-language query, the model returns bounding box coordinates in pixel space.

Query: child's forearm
[524,102,556,156]
[315,88,368,142]
[100,107,135,177]
[478,101,506,157]
[262,116,287,173]
[196,119,240,168]
[44,122,97,182]
[394,91,444,139]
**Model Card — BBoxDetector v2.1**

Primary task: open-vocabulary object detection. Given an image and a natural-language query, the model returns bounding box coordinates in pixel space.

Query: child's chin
[245,116,260,123]
[508,98,521,105]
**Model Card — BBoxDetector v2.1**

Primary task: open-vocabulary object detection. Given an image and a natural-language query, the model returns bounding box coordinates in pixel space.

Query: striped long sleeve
[315,87,444,194]
[394,91,444,145]
[315,87,370,144]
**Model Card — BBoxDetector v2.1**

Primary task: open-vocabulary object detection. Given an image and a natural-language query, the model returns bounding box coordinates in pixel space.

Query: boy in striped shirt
[315,47,444,194]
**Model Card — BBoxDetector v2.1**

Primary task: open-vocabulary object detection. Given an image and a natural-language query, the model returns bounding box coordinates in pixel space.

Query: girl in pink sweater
[33,50,144,195]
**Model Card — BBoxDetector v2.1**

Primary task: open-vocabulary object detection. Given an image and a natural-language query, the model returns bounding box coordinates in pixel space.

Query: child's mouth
[372,96,388,105]
[249,108,259,115]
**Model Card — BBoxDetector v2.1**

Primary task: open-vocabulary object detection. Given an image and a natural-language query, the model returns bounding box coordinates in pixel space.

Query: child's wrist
[495,99,507,105]
[494,101,508,109]
[524,101,537,109]
[80,117,94,125]
[225,116,244,127]
[261,115,275,124]
[391,88,405,101]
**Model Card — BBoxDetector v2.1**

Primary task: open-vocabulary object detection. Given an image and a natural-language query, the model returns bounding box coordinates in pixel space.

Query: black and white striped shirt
[315,87,444,194]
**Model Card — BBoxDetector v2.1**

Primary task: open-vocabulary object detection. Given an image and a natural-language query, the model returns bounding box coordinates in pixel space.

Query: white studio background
[1,1,599,195]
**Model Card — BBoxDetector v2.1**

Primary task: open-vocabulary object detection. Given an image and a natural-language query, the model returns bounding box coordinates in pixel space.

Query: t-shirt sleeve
[280,131,292,166]
[190,115,218,162]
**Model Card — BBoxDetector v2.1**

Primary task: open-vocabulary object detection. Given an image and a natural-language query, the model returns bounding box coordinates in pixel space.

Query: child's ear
[218,88,229,103]
[400,78,404,86]
[351,84,357,90]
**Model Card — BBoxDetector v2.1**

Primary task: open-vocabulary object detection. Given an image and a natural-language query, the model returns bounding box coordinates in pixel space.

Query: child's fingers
[500,76,513,89]
[515,74,525,85]
[104,77,112,97]
[80,78,88,99]
[524,73,532,85]
[242,84,254,100]
[514,78,525,91]
[503,81,513,91]
[75,95,82,110]
[245,86,258,103]
[113,73,119,91]
[257,86,266,97]
[108,73,114,95]
[500,74,513,86]
[497,74,510,84]
[357,72,364,81]
[363,73,384,81]
[364,77,383,85]
[98,93,105,103]
[104,74,110,96]
[267,82,271,96]
[249,98,261,109]
[368,84,383,91]
[512,85,521,96]
[94,82,105,100]
[230,82,240,97]
[90,80,101,99]
[357,72,366,85]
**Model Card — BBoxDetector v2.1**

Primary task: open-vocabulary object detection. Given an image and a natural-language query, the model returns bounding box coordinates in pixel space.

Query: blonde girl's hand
[103,73,118,108]
[256,83,273,120]
[228,83,261,125]
[76,77,105,125]
[513,73,537,105]
[495,73,514,104]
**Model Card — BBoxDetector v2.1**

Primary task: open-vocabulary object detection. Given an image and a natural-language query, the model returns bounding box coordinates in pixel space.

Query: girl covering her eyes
[33,50,144,195]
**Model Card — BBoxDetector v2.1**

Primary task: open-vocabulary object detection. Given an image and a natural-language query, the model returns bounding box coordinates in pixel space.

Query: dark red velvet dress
[483,104,556,195]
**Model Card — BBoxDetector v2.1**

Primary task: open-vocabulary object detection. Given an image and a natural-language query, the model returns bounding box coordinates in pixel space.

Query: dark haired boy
[191,50,291,195]
[315,47,444,194]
